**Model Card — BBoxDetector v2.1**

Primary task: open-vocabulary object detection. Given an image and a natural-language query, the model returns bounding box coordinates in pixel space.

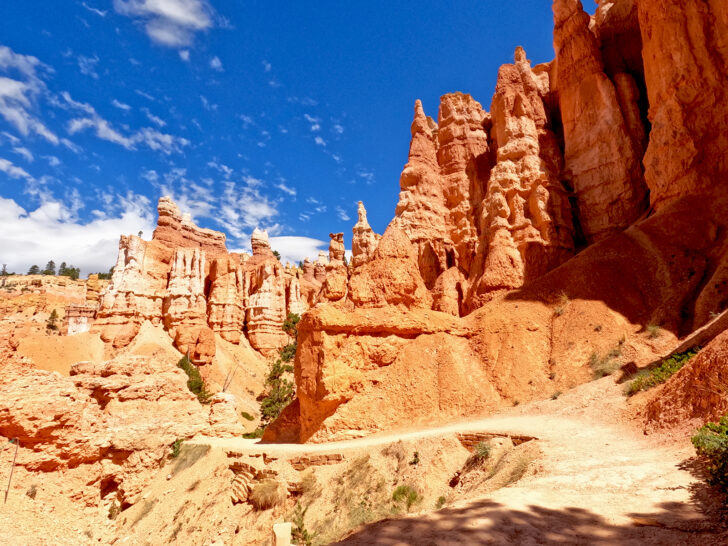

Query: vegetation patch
[170,438,183,459]
[250,479,286,510]
[588,343,623,378]
[692,414,728,495]
[392,484,421,512]
[626,349,699,396]
[291,502,315,545]
[474,441,491,460]
[177,355,212,404]
[170,445,210,477]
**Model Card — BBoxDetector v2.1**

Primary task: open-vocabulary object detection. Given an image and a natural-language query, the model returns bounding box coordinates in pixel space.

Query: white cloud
[142,107,166,127]
[0,46,59,144]
[268,236,327,265]
[336,205,350,222]
[262,60,271,72]
[217,180,279,240]
[179,49,190,61]
[135,89,155,101]
[64,90,187,154]
[332,123,344,134]
[111,98,132,110]
[304,113,321,131]
[200,95,217,111]
[113,0,215,47]
[357,169,375,184]
[44,155,61,166]
[209,56,223,71]
[82,2,107,16]
[0,157,33,180]
[276,182,296,196]
[0,192,154,275]
[77,55,100,79]
[207,160,232,177]
[314,135,326,147]
[268,79,281,89]
[12,146,33,162]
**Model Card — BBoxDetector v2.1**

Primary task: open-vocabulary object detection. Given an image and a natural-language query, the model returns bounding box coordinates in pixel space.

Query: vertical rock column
[553,0,648,241]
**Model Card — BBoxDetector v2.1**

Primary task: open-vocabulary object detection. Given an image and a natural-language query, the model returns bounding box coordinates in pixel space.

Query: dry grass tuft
[250,479,287,510]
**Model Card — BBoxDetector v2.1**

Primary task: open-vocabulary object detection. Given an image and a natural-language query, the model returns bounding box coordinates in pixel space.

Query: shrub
[108,501,121,520]
[474,441,491,460]
[626,349,699,396]
[250,479,286,510]
[243,428,265,439]
[392,485,421,512]
[553,292,570,317]
[240,411,255,421]
[435,495,446,509]
[588,344,622,378]
[282,312,300,338]
[299,469,319,498]
[646,324,661,339]
[291,502,315,545]
[408,451,420,466]
[551,391,562,400]
[280,343,297,363]
[46,309,59,331]
[177,355,212,404]
[692,414,728,494]
[26,484,38,499]
[170,438,183,459]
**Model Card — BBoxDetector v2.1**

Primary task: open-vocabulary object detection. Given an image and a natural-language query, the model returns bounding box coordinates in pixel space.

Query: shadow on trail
[336,458,728,545]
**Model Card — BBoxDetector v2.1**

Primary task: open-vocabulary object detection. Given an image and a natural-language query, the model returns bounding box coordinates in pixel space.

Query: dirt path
[193,376,727,544]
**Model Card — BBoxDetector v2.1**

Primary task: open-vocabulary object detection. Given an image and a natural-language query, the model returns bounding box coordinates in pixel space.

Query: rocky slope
[265,0,728,443]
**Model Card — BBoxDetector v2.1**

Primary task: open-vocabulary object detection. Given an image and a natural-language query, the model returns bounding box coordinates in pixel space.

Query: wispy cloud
[0,45,59,144]
[64,91,188,154]
[179,49,190,61]
[77,54,99,79]
[314,135,326,147]
[200,95,217,111]
[12,146,33,162]
[262,60,271,72]
[141,106,166,127]
[276,182,296,196]
[81,2,107,17]
[209,56,223,71]
[111,98,132,111]
[336,205,351,222]
[113,0,216,47]
[0,157,33,180]
[135,89,155,101]
[304,113,321,131]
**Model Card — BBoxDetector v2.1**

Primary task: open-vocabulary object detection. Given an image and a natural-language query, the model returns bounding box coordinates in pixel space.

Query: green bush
[291,502,315,545]
[241,411,255,421]
[243,428,265,439]
[170,438,183,459]
[474,442,491,460]
[646,324,662,339]
[177,356,212,404]
[46,309,59,331]
[627,349,699,396]
[588,344,622,379]
[408,451,420,466]
[435,495,446,509]
[692,414,728,494]
[392,485,421,512]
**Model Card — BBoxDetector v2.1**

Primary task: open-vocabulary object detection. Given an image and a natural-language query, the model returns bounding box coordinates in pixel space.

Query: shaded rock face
[0,356,241,506]
[94,198,310,360]
[266,1,728,443]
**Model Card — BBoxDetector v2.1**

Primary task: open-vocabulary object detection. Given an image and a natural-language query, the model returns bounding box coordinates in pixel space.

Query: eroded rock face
[0,355,242,504]
[553,0,648,241]
[637,0,728,208]
[153,196,227,257]
[395,95,490,289]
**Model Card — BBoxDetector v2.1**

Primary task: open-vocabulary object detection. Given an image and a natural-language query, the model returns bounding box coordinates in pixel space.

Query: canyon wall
[265,0,728,443]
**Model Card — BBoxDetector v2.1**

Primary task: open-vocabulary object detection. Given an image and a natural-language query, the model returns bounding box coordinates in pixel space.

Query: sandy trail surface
[193,376,728,545]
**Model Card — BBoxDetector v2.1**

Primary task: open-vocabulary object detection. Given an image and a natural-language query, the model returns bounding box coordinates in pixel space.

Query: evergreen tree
[27,265,40,275]
[46,309,59,331]
[43,260,56,276]
[1,264,7,276]
[273,250,281,261]
[58,262,67,276]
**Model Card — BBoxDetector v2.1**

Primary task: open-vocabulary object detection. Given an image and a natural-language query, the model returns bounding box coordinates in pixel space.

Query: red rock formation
[637,0,728,208]
[266,1,728,443]
[394,95,490,288]
[553,0,648,241]
[95,198,312,360]
[351,201,381,268]
[153,196,227,257]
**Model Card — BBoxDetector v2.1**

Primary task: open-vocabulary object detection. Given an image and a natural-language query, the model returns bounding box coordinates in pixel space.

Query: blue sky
[0,0,598,274]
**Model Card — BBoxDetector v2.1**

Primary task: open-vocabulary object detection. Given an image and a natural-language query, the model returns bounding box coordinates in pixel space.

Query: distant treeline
[0,261,113,280]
